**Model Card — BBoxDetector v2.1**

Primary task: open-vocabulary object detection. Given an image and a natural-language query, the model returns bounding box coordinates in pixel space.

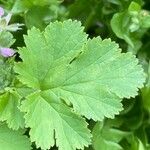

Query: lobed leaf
[21,91,91,150]
[15,20,145,150]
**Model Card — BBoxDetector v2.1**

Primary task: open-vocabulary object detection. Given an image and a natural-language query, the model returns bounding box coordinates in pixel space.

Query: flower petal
[0,7,4,17]
[0,48,15,57]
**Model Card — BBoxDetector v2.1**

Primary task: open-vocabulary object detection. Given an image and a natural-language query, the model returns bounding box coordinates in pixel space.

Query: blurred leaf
[128,1,141,12]
[141,62,150,112]
[24,4,66,30]
[11,0,62,14]
[120,98,144,130]
[130,138,145,150]
[0,31,15,47]
[111,1,150,54]
[31,0,61,6]
[92,122,129,150]
[0,58,14,92]
[68,0,102,31]
[25,6,52,30]
[142,87,150,112]
[141,13,150,28]
[11,0,31,14]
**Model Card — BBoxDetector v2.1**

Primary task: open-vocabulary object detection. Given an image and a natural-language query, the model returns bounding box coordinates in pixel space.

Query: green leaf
[111,2,150,54]
[141,62,150,112]
[92,122,128,150]
[128,1,141,12]
[11,0,61,14]
[0,59,14,92]
[15,20,145,150]
[69,0,94,23]
[68,0,101,31]
[24,6,52,30]
[15,20,87,89]
[0,123,31,150]
[0,90,25,130]
[21,91,91,150]
[147,144,150,150]
[142,87,150,112]
[0,31,15,47]
[111,11,140,53]
[130,138,145,150]
[11,0,32,14]
[30,0,61,6]
[141,12,150,28]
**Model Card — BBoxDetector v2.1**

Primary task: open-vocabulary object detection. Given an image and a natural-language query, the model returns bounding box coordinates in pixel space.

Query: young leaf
[0,123,31,150]
[15,20,145,150]
[0,90,25,130]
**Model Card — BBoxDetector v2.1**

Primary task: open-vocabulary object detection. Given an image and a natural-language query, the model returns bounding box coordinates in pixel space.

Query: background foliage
[0,0,150,150]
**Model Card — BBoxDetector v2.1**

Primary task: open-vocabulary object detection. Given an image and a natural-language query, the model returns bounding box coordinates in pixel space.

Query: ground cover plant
[0,0,150,150]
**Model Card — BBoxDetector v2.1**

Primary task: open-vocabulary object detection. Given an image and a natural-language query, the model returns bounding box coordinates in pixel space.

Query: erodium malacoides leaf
[14,20,145,150]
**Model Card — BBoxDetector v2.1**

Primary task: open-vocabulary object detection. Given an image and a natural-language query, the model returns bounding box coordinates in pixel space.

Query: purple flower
[0,47,15,57]
[0,7,4,17]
